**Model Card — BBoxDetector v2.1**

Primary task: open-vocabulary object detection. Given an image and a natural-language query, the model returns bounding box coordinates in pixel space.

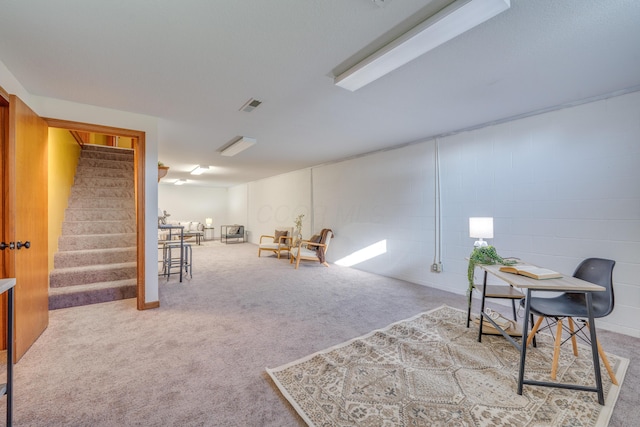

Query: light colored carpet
[1,241,637,426]
[268,306,627,427]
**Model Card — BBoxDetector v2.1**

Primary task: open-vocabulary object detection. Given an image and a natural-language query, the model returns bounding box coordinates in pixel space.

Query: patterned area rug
[267,305,627,426]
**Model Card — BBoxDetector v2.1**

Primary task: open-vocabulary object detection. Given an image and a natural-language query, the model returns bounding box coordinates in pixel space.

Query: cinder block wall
[235,90,640,337]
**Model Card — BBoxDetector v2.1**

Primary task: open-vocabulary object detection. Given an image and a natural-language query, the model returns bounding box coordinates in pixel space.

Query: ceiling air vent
[239,98,262,112]
[372,0,391,7]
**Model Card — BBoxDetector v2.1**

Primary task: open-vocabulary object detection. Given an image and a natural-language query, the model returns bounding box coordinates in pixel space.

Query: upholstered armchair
[258,227,293,259]
[290,229,333,269]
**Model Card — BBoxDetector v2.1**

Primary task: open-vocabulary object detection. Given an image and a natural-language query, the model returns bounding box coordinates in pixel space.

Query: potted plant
[467,246,516,293]
[293,214,304,245]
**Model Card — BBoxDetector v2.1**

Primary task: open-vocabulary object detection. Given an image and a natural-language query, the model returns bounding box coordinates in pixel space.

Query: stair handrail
[69,130,89,148]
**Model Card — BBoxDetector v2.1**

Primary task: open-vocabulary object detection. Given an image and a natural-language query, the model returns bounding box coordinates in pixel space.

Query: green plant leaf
[467,246,516,293]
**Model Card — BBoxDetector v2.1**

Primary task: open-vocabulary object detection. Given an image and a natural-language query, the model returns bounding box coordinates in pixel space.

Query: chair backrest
[275,227,293,244]
[323,230,333,254]
[570,258,615,318]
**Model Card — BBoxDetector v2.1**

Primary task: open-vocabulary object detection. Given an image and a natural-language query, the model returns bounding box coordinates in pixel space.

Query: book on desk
[499,265,562,280]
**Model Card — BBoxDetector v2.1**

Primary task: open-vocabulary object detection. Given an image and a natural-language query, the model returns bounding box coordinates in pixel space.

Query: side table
[204,226,214,241]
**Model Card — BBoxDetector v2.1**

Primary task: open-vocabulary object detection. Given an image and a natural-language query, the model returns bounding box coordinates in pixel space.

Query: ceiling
[1,0,639,187]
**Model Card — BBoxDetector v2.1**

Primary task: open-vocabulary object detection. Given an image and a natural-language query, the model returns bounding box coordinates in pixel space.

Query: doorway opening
[44,118,149,310]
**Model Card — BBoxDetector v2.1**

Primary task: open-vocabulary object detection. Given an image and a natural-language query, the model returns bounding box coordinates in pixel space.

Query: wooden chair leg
[567,317,579,356]
[526,316,544,347]
[551,319,564,380]
[585,322,618,385]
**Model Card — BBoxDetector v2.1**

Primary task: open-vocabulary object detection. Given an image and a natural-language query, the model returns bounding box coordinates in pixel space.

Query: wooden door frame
[44,118,154,310]
[0,87,8,348]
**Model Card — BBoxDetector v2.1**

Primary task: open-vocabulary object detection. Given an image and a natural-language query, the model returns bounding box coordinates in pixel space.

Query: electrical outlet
[431,263,443,273]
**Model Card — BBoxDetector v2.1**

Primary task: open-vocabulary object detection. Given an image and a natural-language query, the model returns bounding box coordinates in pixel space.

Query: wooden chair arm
[301,241,326,249]
[259,235,275,243]
[278,236,293,245]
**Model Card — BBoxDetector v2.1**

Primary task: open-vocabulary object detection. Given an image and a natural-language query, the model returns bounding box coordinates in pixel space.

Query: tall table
[476,264,606,404]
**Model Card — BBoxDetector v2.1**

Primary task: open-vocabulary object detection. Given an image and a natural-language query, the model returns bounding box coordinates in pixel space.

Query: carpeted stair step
[75,165,134,179]
[73,176,133,189]
[64,208,135,222]
[50,262,137,288]
[54,247,137,269]
[62,220,136,235]
[69,186,135,199]
[76,157,134,171]
[80,149,134,163]
[65,196,134,209]
[58,233,137,251]
[48,279,137,310]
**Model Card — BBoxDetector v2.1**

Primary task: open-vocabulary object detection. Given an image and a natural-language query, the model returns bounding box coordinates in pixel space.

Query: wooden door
[0,95,49,361]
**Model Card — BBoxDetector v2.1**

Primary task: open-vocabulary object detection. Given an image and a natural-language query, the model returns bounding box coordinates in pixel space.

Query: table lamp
[205,218,213,227]
[469,217,493,247]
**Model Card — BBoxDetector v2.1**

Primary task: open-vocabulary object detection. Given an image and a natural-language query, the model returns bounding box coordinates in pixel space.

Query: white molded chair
[290,230,333,269]
[258,227,293,259]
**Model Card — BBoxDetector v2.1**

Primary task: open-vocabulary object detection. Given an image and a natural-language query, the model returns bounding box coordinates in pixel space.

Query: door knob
[16,241,30,250]
[0,242,10,250]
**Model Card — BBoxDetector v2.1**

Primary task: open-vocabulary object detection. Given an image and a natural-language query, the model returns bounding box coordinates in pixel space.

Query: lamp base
[473,239,489,248]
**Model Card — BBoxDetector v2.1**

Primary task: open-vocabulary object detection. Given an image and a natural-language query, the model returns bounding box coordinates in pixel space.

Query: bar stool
[162,242,193,280]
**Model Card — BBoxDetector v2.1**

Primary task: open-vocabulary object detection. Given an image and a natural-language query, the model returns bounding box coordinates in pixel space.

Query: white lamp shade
[469,217,493,239]
[205,218,213,226]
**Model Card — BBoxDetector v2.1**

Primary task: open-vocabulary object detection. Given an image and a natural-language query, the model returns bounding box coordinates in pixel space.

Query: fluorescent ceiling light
[190,165,209,175]
[174,179,187,186]
[221,136,256,157]
[335,0,510,91]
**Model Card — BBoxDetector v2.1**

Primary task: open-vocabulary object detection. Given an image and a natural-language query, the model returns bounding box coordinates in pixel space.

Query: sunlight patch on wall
[335,240,387,267]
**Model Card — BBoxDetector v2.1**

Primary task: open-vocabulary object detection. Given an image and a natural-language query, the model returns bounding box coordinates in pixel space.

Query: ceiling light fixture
[372,0,391,7]
[190,165,210,175]
[174,179,187,186]
[335,0,510,91]
[221,136,257,157]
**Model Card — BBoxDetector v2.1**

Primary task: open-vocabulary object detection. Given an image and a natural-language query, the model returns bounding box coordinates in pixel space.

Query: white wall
[247,169,311,243]
[435,92,640,337]
[313,144,436,282]
[227,183,248,229]
[158,185,228,238]
[236,91,640,338]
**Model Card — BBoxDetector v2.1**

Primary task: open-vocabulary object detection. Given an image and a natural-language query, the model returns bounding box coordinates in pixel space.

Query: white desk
[477,263,606,404]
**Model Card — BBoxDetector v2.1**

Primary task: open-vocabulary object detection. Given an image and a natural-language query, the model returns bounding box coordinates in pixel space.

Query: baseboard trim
[141,300,160,310]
